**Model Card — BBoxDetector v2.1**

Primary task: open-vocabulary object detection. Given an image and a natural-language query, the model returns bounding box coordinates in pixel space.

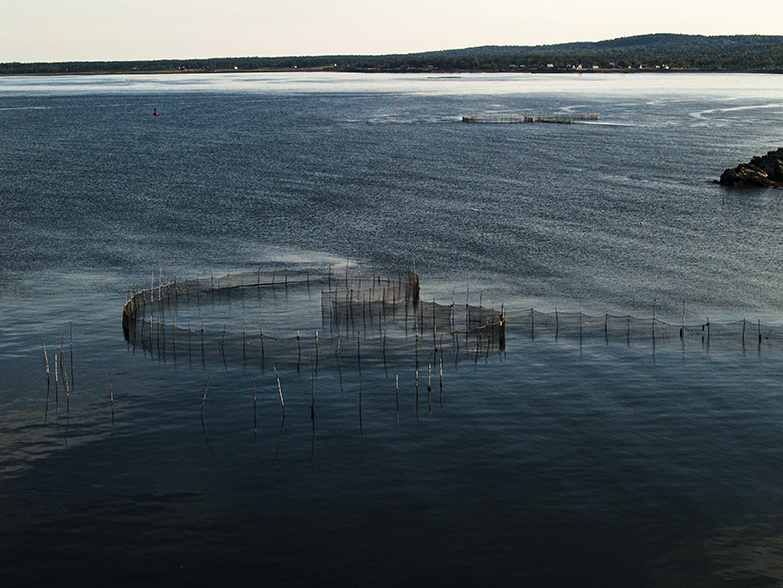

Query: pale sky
[2,0,782,63]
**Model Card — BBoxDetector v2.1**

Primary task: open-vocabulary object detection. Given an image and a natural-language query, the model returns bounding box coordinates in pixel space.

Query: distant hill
[376,34,783,72]
[3,34,783,75]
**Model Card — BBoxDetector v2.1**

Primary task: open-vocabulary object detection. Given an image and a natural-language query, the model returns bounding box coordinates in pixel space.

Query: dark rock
[719,147,783,187]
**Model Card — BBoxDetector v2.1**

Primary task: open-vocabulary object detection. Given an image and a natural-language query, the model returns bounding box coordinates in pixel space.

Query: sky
[2,0,783,63]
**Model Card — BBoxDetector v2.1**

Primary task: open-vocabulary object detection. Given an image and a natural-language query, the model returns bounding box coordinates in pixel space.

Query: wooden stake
[382,331,387,376]
[69,322,74,387]
[54,353,59,410]
[43,343,50,423]
[60,337,70,407]
[531,307,535,340]
[253,382,257,444]
[311,358,315,421]
[652,298,657,339]
[42,342,50,389]
[681,300,685,339]
[415,363,419,419]
[260,326,265,369]
[465,284,470,332]
[274,366,286,418]
[201,373,211,417]
[427,363,432,415]
[439,352,444,409]
[395,373,399,427]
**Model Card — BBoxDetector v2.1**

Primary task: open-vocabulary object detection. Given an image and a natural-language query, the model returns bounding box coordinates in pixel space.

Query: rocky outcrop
[719,148,783,187]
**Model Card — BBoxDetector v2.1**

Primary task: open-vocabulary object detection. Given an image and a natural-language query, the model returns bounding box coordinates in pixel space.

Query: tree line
[3,34,783,75]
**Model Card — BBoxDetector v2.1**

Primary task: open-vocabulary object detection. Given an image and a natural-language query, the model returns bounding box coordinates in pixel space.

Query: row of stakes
[122,266,507,370]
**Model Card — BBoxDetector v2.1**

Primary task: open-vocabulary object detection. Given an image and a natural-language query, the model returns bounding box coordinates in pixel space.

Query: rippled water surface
[3,72,783,587]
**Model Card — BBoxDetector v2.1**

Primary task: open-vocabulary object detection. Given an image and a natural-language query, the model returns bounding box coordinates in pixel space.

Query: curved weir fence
[123,262,783,372]
[122,264,507,371]
[503,308,783,351]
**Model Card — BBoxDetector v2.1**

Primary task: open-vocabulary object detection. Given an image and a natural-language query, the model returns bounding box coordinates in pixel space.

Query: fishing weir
[462,113,598,124]
[121,264,507,372]
[43,265,783,447]
[121,262,783,373]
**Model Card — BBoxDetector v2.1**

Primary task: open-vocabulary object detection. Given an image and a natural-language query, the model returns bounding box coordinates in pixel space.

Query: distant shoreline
[4,34,783,76]
[3,67,783,78]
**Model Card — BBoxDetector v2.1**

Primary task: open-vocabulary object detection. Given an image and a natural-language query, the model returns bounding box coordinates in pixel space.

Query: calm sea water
[3,72,783,587]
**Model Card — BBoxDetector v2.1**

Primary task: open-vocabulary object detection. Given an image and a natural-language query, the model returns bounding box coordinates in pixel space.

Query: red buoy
[153,108,158,116]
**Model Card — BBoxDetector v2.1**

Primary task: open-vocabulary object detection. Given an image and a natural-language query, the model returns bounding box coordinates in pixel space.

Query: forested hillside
[2,34,782,75]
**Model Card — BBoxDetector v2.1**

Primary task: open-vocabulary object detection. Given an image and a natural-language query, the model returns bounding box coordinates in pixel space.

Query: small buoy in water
[153,108,158,116]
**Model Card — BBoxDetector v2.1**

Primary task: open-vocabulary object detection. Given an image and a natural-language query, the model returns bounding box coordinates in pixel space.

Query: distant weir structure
[462,113,598,124]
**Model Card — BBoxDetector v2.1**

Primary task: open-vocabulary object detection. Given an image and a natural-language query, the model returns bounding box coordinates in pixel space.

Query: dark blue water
[3,72,783,587]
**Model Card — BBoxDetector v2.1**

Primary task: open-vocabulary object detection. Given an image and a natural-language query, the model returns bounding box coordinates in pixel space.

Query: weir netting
[121,264,506,370]
[122,263,783,368]
[461,113,599,124]
[502,308,783,350]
